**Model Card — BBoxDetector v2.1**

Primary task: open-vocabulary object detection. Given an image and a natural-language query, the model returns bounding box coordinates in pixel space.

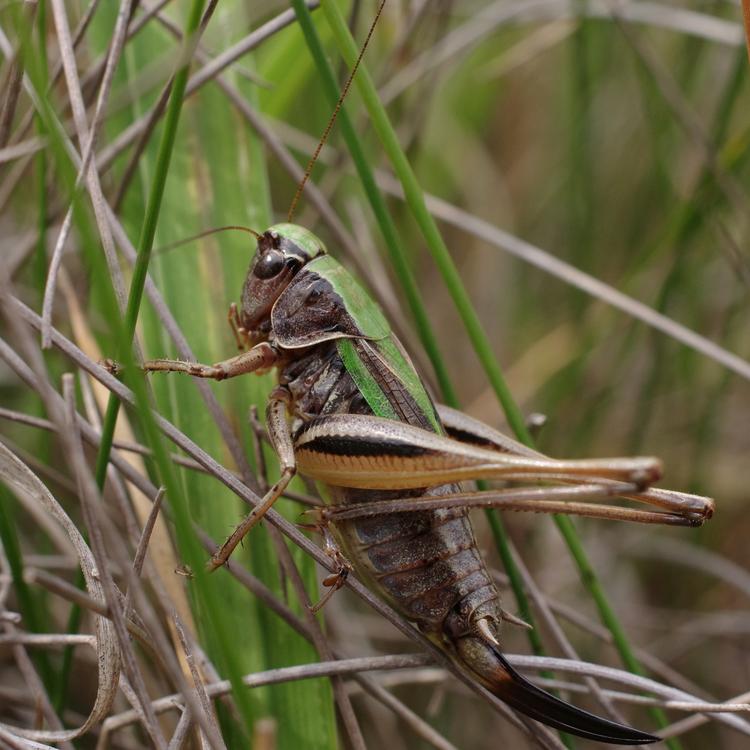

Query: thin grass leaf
[93,0,207,488]
[320,0,533,444]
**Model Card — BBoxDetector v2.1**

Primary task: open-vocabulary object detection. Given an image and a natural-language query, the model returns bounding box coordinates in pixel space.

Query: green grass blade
[109,6,337,746]
[93,0,207,489]
[291,0,457,406]
[320,0,531,444]
[322,1,669,736]
[309,0,547,681]
[0,486,56,692]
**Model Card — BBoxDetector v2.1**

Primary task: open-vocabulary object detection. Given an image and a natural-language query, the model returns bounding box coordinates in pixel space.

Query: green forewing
[336,336,443,434]
[306,255,391,340]
[376,336,443,433]
[337,338,398,421]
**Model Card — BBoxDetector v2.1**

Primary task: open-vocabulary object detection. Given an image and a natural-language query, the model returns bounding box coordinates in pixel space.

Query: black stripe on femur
[444,426,498,449]
[299,431,430,458]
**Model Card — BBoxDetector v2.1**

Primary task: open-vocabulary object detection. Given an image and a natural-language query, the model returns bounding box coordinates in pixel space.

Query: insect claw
[686,513,708,527]
[700,499,715,520]
[309,568,348,614]
[175,564,194,578]
[296,507,327,532]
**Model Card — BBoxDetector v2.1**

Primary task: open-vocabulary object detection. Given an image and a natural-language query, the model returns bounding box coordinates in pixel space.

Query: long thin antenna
[154,225,261,255]
[287,0,387,222]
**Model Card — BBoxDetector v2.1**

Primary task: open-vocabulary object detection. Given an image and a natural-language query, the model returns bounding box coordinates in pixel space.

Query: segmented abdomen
[328,485,501,637]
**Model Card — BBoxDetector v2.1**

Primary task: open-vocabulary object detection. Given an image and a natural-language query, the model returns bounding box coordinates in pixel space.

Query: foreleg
[144,341,277,380]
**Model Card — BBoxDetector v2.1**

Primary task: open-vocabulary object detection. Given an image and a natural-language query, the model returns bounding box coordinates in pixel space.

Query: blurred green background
[1,1,748,748]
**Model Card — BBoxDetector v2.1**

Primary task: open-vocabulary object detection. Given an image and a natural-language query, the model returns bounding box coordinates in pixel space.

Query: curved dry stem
[0,443,120,743]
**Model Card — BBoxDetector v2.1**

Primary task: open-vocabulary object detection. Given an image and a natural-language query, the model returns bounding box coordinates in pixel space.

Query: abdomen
[331,484,500,637]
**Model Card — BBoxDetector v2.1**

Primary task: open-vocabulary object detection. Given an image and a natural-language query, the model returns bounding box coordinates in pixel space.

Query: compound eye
[254,250,285,279]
